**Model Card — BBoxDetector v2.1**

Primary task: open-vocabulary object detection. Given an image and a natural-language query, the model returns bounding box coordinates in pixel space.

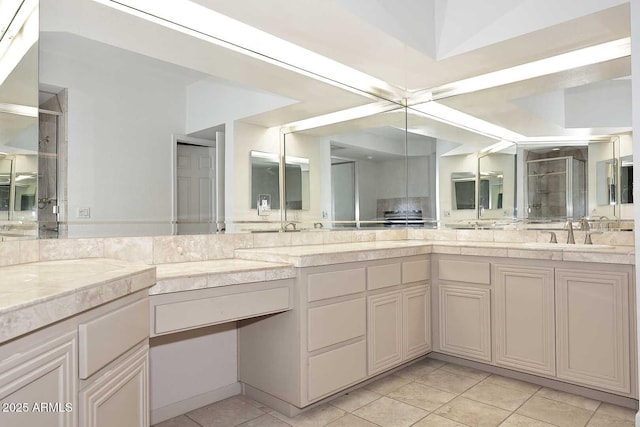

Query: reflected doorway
[331,160,356,226]
[174,137,217,235]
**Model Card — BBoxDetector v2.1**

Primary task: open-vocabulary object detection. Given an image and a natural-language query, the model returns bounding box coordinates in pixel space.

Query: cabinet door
[403,285,430,360]
[0,332,77,427]
[494,265,555,376]
[556,269,630,394]
[439,284,491,362]
[79,344,149,427]
[367,291,402,375]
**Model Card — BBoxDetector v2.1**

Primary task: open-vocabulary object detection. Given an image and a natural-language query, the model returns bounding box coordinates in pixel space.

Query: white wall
[149,325,239,424]
[232,122,281,226]
[40,45,186,237]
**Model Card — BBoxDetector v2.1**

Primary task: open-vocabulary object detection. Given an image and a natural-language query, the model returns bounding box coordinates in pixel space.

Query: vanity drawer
[439,259,490,284]
[368,263,401,290]
[403,259,430,283]
[79,298,149,379]
[307,268,366,302]
[308,298,366,351]
[308,340,366,401]
[153,286,290,335]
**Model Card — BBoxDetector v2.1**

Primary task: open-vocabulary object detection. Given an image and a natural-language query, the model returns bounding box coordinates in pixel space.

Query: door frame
[171,134,217,235]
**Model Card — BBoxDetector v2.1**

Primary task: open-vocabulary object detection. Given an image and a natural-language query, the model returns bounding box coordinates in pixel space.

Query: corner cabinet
[436,259,491,362]
[0,291,150,427]
[239,255,430,416]
[433,254,636,399]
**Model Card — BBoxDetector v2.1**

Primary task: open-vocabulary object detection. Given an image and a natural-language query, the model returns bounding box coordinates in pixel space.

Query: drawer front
[308,340,366,401]
[367,263,401,290]
[307,268,366,302]
[439,259,490,284]
[402,260,430,284]
[308,298,365,351]
[154,287,290,335]
[79,299,149,379]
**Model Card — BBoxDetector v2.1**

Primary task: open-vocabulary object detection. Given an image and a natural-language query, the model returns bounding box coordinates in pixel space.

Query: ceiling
[38,0,632,143]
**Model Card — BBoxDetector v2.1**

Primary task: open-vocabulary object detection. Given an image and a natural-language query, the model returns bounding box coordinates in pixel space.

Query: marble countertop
[151,259,296,295]
[1,239,633,344]
[235,240,635,267]
[0,258,155,344]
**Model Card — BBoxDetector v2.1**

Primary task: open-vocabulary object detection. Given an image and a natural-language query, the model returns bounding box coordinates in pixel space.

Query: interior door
[331,161,355,225]
[176,143,216,235]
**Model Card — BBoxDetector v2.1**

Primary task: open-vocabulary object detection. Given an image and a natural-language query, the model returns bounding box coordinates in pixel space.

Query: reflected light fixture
[429,38,631,100]
[93,0,403,101]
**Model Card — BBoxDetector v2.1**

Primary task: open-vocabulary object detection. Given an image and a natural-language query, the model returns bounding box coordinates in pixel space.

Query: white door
[331,161,355,225]
[177,144,216,235]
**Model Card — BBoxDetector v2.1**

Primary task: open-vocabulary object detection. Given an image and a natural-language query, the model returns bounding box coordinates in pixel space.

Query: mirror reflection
[284,108,440,228]
[0,0,38,239]
[15,1,633,237]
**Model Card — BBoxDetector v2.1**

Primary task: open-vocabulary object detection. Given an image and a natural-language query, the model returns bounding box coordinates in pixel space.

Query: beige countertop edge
[234,240,634,267]
[0,265,155,345]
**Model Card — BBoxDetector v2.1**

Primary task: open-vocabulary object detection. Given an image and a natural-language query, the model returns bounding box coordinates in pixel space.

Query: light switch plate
[77,207,91,219]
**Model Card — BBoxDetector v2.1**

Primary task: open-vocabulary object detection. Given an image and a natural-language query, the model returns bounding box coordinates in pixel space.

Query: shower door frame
[525,156,574,220]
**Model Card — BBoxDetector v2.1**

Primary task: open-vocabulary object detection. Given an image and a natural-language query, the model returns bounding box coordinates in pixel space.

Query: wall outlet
[77,207,91,219]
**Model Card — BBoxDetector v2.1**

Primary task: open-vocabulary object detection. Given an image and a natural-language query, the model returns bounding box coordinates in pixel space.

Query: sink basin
[522,243,615,250]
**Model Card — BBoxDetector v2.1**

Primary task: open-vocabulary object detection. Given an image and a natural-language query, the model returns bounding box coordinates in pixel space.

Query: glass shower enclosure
[526,156,586,219]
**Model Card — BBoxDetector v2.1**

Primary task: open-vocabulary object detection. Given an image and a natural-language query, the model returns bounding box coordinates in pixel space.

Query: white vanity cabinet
[0,291,150,427]
[436,259,492,362]
[367,259,430,375]
[0,329,77,427]
[493,264,555,376]
[433,254,636,398]
[556,268,631,394]
[239,255,430,416]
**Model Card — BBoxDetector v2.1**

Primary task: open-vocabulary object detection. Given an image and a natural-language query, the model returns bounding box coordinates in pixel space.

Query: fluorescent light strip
[479,140,515,156]
[430,38,631,100]
[0,102,38,117]
[410,101,524,142]
[92,0,403,101]
[281,101,399,133]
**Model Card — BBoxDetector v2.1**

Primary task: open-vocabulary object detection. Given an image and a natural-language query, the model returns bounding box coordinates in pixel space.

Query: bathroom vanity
[0,234,637,426]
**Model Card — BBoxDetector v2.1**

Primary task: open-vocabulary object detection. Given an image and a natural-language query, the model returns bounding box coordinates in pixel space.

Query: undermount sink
[522,242,615,250]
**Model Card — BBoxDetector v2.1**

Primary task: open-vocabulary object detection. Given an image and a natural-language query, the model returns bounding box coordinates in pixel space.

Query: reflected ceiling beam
[411,37,631,103]
[92,0,405,102]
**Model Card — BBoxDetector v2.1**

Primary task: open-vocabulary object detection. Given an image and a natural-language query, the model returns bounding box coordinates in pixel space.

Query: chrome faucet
[542,231,557,243]
[564,221,575,244]
[578,218,590,231]
[283,222,297,231]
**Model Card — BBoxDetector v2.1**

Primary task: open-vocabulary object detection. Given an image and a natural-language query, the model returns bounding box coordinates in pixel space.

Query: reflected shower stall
[526,156,586,219]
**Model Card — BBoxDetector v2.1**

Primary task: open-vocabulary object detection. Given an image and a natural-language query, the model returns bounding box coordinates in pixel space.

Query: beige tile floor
[154,359,637,427]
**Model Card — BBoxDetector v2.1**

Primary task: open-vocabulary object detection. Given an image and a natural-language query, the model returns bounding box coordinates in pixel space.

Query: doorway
[331,160,356,226]
[174,136,217,235]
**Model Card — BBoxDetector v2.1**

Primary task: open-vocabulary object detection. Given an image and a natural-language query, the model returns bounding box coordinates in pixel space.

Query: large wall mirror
[0,1,632,239]
[0,0,38,240]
